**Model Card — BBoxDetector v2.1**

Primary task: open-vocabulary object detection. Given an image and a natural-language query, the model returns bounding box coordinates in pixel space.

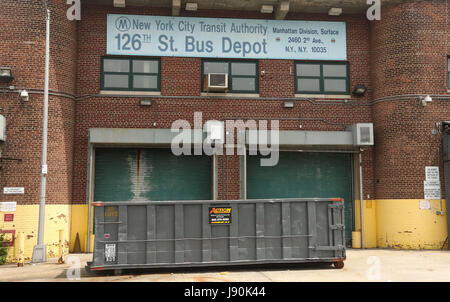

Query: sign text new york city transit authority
[107,14,347,60]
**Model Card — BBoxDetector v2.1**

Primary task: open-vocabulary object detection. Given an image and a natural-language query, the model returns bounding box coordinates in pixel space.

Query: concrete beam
[172,0,181,16]
[275,1,290,20]
[89,128,204,146]
[246,130,354,147]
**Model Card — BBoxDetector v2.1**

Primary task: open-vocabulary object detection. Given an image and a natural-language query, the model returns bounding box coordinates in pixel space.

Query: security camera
[20,90,29,102]
[420,95,432,107]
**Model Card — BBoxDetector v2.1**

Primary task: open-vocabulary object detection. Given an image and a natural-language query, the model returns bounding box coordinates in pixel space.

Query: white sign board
[425,166,440,181]
[0,202,17,212]
[3,187,24,195]
[424,181,441,200]
[419,200,431,210]
[107,14,347,60]
[105,244,116,262]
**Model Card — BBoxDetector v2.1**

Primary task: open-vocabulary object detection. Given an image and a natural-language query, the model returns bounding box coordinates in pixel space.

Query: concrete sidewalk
[0,249,449,282]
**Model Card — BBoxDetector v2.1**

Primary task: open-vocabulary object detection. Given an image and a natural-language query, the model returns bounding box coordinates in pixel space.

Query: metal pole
[32,7,50,263]
[359,151,365,249]
[86,143,94,253]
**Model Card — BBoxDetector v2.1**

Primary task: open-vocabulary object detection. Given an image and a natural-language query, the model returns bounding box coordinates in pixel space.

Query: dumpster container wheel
[333,261,344,269]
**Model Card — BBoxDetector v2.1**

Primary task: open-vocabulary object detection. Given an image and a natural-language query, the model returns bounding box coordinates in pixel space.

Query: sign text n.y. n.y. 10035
[107,14,347,60]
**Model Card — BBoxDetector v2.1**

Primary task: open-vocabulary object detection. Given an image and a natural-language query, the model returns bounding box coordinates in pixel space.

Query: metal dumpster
[86,198,346,272]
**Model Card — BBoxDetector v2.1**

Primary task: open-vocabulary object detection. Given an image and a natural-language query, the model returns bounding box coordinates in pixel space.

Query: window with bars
[295,61,349,95]
[202,60,258,93]
[101,57,160,91]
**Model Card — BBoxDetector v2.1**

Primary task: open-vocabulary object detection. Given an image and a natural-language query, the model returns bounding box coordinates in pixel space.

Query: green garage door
[94,148,212,202]
[247,152,353,246]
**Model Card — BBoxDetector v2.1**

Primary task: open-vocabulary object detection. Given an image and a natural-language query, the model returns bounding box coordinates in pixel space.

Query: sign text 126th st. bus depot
[107,14,347,60]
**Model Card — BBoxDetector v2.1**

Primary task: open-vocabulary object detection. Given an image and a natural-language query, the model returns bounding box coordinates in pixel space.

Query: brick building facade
[0,0,448,260]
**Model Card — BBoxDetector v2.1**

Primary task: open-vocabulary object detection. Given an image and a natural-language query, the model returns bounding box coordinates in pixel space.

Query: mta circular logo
[115,16,131,32]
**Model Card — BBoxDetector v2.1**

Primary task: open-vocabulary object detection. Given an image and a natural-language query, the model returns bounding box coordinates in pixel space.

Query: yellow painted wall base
[69,205,89,253]
[1,199,447,263]
[354,200,377,248]
[0,205,71,262]
[375,199,447,250]
[355,199,448,250]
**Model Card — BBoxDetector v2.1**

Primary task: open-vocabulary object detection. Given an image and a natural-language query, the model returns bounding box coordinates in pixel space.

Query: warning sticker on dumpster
[209,207,232,224]
[105,244,116,262]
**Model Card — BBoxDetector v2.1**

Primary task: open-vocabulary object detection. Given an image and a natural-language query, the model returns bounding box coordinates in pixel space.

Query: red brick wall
[0,0,77,205]
[72,4,375,203]
[371,1,450,199]
[4,1,448,206]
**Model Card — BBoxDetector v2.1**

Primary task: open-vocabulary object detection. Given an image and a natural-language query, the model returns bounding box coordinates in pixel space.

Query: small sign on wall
[4,214,14,222]
[424,181,441,200]
[424,166,441,200]
[0,202,16,212]
[3,187,24,195]
[209,207,232,224]
[425,166,440,181]
[419,200,431,210]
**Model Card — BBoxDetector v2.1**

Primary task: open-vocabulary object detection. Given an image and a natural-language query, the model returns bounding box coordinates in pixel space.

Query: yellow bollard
[17,232,24,267]
[58,229,65,264]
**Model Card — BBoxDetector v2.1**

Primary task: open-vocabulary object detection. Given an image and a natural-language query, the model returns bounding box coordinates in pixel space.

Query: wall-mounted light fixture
[261,5,274,13]
[328,7,342,16]
[352,84,367,97]
[282,101,294,108]
[113,0,126,8]
[420,95,432,107]
[140,99,152,106]
[19,90,29,102]
[185,2,198,11]
[0,67,13,82]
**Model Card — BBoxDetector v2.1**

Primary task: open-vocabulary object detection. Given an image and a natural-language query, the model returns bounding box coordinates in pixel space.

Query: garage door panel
[94,148,212,202]
[247,152,353,246]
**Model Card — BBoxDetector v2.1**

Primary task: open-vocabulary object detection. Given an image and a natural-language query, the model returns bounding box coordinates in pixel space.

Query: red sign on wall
[4,214,14,222]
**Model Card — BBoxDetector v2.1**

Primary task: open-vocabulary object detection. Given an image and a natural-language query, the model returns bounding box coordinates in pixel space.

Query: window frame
[447,56,450,90]
[201,59,259,94]
[294,61,350,95]
[100,56,161,92]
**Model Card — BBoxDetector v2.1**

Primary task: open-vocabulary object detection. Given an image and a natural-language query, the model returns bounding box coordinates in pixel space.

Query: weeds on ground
[0,233,8,264]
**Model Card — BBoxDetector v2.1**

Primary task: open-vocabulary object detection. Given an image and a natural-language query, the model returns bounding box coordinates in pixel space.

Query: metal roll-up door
[247,152,353,246]
[94,148,212,202]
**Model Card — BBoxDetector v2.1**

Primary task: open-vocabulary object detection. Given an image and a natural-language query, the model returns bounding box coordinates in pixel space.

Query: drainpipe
[359,151,365,249]
[86,143,94,253]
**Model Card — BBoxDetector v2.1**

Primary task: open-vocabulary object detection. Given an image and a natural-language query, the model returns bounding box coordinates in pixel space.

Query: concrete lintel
[246,130,354,147]
[89,128,204,146]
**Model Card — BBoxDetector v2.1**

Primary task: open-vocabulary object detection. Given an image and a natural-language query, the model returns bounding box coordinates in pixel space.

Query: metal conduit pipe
[2,88,449,106]
[359,151,365,249]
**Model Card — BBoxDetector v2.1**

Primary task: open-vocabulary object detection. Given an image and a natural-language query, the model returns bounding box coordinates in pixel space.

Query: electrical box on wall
[0,115,6,141]
[347,123,374,146]
[204,120,224,145]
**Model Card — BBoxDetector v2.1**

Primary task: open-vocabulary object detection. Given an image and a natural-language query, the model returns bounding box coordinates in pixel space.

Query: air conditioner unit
[0,115,6,141]
[347,123,374,146]
[206,73,228,91]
